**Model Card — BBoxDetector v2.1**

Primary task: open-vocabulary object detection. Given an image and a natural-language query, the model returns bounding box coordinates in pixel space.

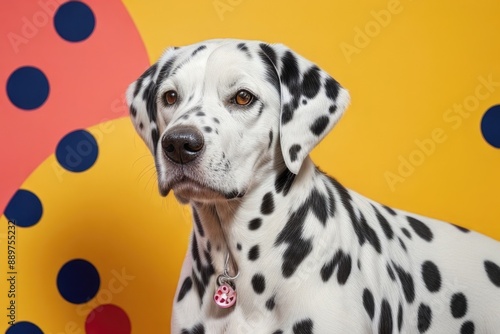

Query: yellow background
[1,0,499,333]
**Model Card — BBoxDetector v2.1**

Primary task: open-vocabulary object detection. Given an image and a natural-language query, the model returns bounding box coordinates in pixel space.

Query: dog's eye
[233,90,254,106]
[164,90,178,105]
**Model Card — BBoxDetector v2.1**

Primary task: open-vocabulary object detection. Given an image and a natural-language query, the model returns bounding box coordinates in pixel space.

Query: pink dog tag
[213,283,237,308]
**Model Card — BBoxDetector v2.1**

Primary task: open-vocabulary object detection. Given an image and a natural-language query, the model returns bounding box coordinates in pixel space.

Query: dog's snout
[162,126,204,164]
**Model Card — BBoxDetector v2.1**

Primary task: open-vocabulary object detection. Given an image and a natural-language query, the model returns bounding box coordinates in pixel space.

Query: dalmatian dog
[126,39,500,334]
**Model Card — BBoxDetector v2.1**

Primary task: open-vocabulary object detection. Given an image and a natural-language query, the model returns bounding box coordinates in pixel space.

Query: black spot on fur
[191,233,201,270]
[281,103,294,125]
[451,223,470,233]
[259,43,277,65]
[329,105,337,114]
[249,218,262,231]
[177,276,193,302]
[397,303,403,332]
[258,103,264,115]
[484,260,500,287]
[372,205,393,240]
[268,129,274,149]
[191,45,206,57]
[275,200,313,278]
[280,51,300,93]
[203,126,212,133]
[248,245,260,261]
[293,319,313,334]
[383,205,397,215]
[191,234,214,289]
[320,250,352,285]
[129,105,137,117]
[417,303,432,333]
[138,122,143,129]
[302,66,322,99]
[329,177,381,253]
[199,256,214,290]
[407,216,433,242]
[191,270,205,303]
[236,243,242,251]
[196,111,205,117]
[237,42,251,58]
[393,262,415,304]
[132,81,142,99]
[450,292,468,318]
[192,208,204,237]
[398,237,407,252]
[379,299,393,334]
[422,261,441,293]
[258,44,280,94]
[359,213,382,253]
[141,62,158,80]
[272,331,283,334]
[363,288,375,320]
[143,81,159,124]
[251,273,266,294]
[324,180,336,217]
[324,77,340,101]
[181,323,205,334]
[275,168,296,196]
[151,128,159,153]
[213,117,220,124]
[276,185,337,278]
[387,263,396,281]
[157,56,177,83]
[330,178,382,253]
[289,144,302,162]
[237,42,249,52]
[134,63,158,97]
[266,295,276,311]
[261,192,275,215]
[310,115,330,136]
[309,188,328,225]
[461,321,475,334]
[401,228,412,239]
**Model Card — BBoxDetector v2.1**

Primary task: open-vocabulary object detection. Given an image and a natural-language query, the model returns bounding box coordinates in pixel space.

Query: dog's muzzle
[161,125,204,164]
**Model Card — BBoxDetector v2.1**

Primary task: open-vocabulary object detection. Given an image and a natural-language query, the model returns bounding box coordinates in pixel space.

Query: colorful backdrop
[1,0,499,333]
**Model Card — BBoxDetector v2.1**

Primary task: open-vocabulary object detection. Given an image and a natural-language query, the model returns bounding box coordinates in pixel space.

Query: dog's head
[126,40,349,203]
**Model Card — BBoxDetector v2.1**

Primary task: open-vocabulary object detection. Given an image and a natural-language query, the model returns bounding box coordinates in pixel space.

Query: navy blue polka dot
[6,321,43,334]
[56,129,98,172]
[57,259,100,304]
[54,1,95,42]
[6,66,49,110]
[5,189,43,227]
[481,105,500,148]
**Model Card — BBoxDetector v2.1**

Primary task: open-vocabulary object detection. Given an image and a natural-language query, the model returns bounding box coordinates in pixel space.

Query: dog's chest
[196,266,372,333]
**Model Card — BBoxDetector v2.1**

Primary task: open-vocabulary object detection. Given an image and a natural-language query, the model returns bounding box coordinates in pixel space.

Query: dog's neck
[189,158,319,279]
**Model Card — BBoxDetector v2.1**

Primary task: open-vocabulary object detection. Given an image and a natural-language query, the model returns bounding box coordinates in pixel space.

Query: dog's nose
[161,126,204,164]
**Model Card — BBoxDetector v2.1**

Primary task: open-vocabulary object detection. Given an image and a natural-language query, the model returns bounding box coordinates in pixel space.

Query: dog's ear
[259,43,350,174]
[126,47,177,154]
